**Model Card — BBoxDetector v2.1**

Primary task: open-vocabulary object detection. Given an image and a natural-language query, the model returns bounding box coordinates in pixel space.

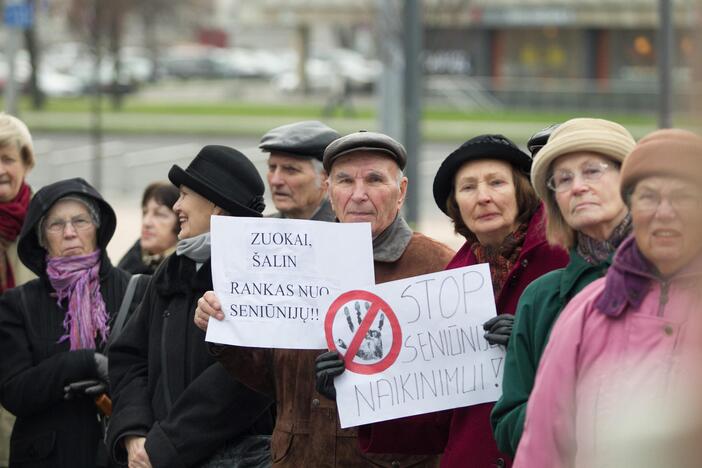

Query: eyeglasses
[631,190,702,215]
[547,162,610,193]
[45,215,93,233]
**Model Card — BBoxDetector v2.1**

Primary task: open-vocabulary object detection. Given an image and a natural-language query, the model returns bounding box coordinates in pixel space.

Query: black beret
[259,121,340,161]
[432,134,531,215]
[527,123,560,157]
[323,130,407,172]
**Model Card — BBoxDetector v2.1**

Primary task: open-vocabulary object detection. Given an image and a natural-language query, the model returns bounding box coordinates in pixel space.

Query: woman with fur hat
[358,133,568,468]
[107,146,273,468]
[514,129,702,467]
[491,117,637,458]
[0,177,130,467]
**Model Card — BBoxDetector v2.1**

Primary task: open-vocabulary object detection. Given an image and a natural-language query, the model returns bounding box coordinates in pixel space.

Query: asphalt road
[27,132,465,261]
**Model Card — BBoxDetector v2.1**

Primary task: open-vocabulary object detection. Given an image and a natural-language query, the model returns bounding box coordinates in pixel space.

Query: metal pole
[375,0,403,140]
[403,0,422,227]
[91,0,103,191]
[658,0,673,128]
[3,28,21,115]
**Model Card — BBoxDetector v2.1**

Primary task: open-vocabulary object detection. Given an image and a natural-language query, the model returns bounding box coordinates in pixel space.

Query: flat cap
[259,120,340,161]
[323,130,407,172]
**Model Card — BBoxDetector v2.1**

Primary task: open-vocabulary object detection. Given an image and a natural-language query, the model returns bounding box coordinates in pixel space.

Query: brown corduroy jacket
[215,232,455,468]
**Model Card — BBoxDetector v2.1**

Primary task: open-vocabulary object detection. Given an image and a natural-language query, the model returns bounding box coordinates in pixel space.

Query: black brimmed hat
[432,134,531,214]
[169,145,265,217]
[259,121,340,162]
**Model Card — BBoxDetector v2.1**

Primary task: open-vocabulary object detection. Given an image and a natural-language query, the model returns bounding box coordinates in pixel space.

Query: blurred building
[216,0,697,111]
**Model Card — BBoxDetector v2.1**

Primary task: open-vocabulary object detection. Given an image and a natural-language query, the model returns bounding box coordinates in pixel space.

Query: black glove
[314,351,345,401]
[94,352,109,384]
[483,314,515,347]
[63,379,108,400]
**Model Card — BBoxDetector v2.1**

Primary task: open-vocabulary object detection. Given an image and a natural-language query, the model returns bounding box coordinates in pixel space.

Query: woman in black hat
[357,133,569,468]
[106,146,273,468]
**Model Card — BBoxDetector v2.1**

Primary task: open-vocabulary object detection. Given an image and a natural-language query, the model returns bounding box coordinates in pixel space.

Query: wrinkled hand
[194,291,224,332]
[94,352,109,383]
[315,351,345,401]
[125,436,152,468]
[483,314,515,347]
[63,379,108,400]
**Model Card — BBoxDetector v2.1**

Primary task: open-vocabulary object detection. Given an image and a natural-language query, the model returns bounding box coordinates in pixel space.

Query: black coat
[117,240,154,275]
[0,178,130,468]
[107,254,273,468]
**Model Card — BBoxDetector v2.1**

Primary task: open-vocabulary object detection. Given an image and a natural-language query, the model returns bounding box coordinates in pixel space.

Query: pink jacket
[514,237,702,468]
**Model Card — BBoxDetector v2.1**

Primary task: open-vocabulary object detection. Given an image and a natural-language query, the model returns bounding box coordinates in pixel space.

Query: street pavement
[27,133,465,262]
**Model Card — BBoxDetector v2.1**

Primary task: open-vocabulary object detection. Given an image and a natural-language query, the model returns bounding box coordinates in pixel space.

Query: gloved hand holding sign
[482,314,514,347]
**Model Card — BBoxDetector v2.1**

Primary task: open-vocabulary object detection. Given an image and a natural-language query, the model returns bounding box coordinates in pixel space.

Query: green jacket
[490,249,612,456]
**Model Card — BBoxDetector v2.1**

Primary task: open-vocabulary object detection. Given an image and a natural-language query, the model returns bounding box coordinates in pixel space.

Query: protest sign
[323,263,505,428]
[207,216,375,349]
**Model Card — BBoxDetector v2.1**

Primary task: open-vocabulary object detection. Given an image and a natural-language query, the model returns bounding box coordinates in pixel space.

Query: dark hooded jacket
[106,245,274,467]
[0,177,130,468]
[117,240,159,275]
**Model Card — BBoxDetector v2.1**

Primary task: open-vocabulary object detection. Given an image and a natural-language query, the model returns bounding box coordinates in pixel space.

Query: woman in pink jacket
[514,129,702,468]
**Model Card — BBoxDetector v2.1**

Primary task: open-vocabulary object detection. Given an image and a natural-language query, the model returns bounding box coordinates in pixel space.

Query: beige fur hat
[620,128,702,198]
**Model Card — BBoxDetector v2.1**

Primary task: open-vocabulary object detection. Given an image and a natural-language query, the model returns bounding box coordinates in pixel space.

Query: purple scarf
[46,249,110,350]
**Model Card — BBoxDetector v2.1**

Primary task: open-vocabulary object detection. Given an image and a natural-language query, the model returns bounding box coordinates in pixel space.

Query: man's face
[267,152,326,219]
[328,151,407,238]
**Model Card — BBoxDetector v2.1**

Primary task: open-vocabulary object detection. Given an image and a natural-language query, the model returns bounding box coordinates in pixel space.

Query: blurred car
[161,45,237,80]
[273,48,380,93]
[36,68,83,97]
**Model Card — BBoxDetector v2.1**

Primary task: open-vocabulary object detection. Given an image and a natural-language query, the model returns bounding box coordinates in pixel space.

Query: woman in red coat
[315,132,569,467]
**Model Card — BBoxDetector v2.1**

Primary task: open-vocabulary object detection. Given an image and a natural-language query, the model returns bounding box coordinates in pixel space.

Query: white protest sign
[322,263,505,428]
[207,216,375,349]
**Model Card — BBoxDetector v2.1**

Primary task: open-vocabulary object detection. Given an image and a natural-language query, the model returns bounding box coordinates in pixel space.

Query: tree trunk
[24,0,45,109]
[108,10,123,110]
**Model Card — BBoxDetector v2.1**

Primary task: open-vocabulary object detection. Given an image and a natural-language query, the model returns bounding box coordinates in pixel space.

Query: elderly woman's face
[172,185,219,239]
[140,197,178,255]
[552,151,627,240]
[630,176,702,276]
[454,159,519,246]
[0,144,28,203]
[44,200,98,258]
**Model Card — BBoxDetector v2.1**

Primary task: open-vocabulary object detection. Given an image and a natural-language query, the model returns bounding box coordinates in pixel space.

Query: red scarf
[471,223,528,300]
[0,183,31,293]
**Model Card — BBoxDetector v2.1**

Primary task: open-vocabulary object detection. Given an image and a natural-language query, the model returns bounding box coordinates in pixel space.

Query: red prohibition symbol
[325,290,402,375]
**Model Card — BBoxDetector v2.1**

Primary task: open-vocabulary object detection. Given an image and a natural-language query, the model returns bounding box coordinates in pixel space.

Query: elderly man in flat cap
[194,132,454,468]
[259,121,339,221]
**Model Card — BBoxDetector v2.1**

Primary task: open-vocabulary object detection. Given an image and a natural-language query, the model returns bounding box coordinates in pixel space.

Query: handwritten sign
[323,264,506,428]
[206,216,375,349]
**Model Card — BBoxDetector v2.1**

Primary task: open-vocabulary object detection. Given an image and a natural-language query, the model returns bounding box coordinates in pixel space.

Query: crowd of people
[0,110,700,468]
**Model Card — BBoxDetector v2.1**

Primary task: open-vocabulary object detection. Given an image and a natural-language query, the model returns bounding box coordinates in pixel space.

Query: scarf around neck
[46,249,109,350]
[576,213,632,265]
[471,222,529,300]
[0,182,31,292]
[373,215,413,263]
[176,231,211,266]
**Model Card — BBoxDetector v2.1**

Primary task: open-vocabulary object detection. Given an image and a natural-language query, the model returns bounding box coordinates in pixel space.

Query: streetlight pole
[657,0,673,128]
[403,0,422,227]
